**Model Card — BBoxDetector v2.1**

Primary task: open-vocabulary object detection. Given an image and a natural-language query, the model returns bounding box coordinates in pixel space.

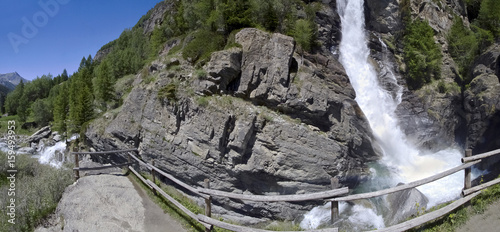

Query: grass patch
[0,152,73,232]
[194,69,207,79]
[167,65,182,72]
[409,175,500,232]
[0,115,38,136]
[264,221,303,231]
[129,171,232,232]
[158,82,179,103]
[196,96,210,108]
[182,30,225,65]
[115,74,135,99]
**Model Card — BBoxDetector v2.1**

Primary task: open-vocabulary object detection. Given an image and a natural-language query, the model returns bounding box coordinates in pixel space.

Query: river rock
[385,183,429,226]
[17,147,35,155]
[53,134,62,143]
[27,126,51,144]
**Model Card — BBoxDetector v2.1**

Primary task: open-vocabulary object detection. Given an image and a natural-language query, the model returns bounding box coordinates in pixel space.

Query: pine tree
[17,94,29,123]
[95,59,114,102]
[76,85,94,128]
[68,78,79,133]
[5,80,24,115]
[31,99,52,127]
[61,69,69,82]
[54,83,69,133]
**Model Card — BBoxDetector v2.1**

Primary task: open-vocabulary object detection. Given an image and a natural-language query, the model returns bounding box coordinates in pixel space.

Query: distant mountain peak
[0,72,28,90]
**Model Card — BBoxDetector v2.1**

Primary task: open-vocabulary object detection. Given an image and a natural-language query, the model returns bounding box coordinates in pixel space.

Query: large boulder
[385,184,429,226]
[27,126,51,144]
[235,28,295,103]
[200,47,243,94]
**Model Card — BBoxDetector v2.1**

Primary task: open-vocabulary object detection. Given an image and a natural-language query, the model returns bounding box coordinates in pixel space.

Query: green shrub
[158,83,178,102]
[182,30,225,64]
[448,17,479,82]
[292,19,315,52]
[194,69,207,79]
[403,18,442,89]
[447,16,493,85]
[437,81,447,93]
[224,29,244,50]
[0,152,73,232]
[476,0,500,38]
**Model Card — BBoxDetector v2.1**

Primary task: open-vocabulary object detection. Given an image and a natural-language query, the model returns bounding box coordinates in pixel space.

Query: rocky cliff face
[464,44,500,168]
[86,23,379,221]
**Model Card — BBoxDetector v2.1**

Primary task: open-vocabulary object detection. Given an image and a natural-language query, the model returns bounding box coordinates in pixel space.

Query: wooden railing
[71,148,500,232]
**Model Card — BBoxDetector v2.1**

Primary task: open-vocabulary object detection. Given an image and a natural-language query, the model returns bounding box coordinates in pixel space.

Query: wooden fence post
[204,179,212,232]
[330,177,339,223]
[74,151,80,181]
[151,161,157,196]
[464,149,472,191]
[125,152,131,173]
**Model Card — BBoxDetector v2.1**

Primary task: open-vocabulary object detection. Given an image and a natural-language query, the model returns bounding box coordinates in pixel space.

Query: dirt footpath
[36,174,186,232]
[456,199,500,232]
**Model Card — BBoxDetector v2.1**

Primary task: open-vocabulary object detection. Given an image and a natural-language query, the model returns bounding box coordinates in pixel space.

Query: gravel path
[36,174,186,232]
[456,199,500,232]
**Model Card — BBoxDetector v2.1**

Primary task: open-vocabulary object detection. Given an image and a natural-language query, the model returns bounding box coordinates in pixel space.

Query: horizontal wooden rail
[198,187,349,202]
[129,166,153,190]
[329,160,480,202]
[375,191,481,232]
[147,164,210,199]
[128,152,152,170]
[462,148,500,163]
[463,177,500,196]
[146,180,212,230]
[197,214,338,232]
[71,148,138,155]
[73,162,134,171]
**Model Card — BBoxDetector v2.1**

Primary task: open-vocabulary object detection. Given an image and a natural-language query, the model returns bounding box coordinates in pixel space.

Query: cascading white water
[36,135,79,168]
[302,0,466,229]
[38,141,67,168]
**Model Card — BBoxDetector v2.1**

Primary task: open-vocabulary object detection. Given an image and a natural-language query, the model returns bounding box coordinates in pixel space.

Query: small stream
[0,134,78,168]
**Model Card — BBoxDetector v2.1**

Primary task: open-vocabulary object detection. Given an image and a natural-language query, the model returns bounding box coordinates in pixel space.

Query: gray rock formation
[199,47,243,95]
[464,44,500,168]
[365,0,402,34]
[234,28,295,103]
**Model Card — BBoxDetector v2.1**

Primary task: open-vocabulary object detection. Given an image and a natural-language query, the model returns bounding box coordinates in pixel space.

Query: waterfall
[302,0,465,229]
[37,135,79,168]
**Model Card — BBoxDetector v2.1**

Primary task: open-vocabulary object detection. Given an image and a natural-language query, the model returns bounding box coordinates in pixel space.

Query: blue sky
[0,0,162,80]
